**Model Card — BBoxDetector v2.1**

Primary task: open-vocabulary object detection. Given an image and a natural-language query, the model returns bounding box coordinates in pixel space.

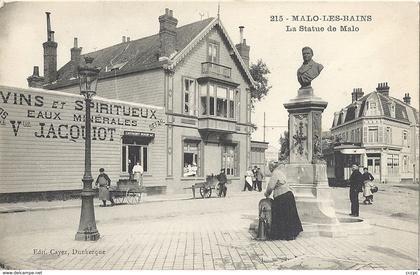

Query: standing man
[132,162,144,187]
[349,164,363,217]
[216,169,228,197]
[256,167,264,192]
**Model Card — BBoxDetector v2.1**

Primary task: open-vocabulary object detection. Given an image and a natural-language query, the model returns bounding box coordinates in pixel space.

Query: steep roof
[47,17,255,89]
[332,91,417,128]
[54,18,215,85]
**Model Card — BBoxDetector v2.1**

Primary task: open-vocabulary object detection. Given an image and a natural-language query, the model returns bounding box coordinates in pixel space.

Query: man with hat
[216,168,228,197]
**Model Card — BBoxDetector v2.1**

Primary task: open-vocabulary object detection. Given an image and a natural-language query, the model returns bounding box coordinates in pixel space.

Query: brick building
[25,9,261,194]
[326,83,419,184]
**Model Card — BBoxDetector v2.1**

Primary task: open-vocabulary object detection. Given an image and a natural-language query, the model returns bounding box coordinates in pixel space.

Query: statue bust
[297,47,323,89]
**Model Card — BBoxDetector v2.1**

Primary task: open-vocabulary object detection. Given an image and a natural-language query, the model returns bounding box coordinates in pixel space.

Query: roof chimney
[27,66,45,88]
[376,82,390,97]
[158,8,178,59]
[70,37,82,77]
[351,88,364,103]
[235,26,250,68]
[122,36,126,43]
[403,93,411,105]
[127,37,130,42]
[239,26,244,43]
[43,12,58,83]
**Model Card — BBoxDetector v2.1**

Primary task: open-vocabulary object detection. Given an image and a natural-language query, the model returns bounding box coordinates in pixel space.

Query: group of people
[243,166,264,192]
[95,162,144,207]
[349,164,376,217]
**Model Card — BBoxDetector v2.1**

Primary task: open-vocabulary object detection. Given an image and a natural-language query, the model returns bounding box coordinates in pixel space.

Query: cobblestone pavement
[0,185,418,270]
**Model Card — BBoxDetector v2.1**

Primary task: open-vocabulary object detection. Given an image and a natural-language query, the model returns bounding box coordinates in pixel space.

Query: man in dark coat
[349,164,363,216]
[216,169,228,197]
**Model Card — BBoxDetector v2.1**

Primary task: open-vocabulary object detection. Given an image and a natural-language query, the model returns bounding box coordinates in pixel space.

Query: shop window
[368,127,378,143]
[122,136,150,175]
[387,154,399,176]
[183,78,195,115]
[183,140,201,177]
[222,145,238,176]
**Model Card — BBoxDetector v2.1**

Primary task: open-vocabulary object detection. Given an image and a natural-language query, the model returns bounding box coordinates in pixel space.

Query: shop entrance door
[367,156,380,182]
[122,144,148,176]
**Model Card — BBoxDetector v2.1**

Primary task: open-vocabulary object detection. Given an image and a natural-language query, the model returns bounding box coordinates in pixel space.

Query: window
[122,137,149,174]
[355,128,360,142]
[216,87,228,117]
[403,155,409,172]
[229,89,235,119]
[387,154,399,176]
[222,145,238,176]
[403,131,408,146]
[386,127,393,144]
[209,84,215,115]
[368,127,378,143]
[235,89,240,120]
[390,103,395,118]
[200,84,207,115]
[183,140,201,177]
[183,78,195,115]
[370,102,376,110]
[208,42,219,63]
[200,84,237,120]
[350,130,355,142]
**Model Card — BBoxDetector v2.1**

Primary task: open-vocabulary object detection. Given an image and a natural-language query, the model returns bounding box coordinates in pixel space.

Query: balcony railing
[201,62,231,79]
[198,116,236,133]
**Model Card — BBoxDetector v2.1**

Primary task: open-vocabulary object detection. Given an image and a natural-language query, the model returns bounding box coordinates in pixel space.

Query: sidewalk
[0,193,191,214]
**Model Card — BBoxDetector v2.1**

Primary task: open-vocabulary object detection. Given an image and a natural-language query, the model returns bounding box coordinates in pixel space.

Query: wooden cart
[184,175,230,199]
[110,180,145,205]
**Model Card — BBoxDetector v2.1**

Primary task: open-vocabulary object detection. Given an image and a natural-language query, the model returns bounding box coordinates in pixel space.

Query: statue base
[249,163,372,238]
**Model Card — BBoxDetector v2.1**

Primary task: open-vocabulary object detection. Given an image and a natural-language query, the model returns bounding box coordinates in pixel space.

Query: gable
[169,18,255,87]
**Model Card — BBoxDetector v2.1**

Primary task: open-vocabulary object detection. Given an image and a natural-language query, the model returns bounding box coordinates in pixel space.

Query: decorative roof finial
[217,2,220,19]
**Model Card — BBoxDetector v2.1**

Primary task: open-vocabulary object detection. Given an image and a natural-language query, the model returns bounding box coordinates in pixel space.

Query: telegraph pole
[263,112,266,142]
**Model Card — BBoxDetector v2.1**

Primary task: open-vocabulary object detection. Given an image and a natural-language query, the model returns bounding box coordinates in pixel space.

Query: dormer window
[389,103,395,118]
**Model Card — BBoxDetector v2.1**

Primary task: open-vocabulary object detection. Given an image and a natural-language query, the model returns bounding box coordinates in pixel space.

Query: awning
[339,148,366,155]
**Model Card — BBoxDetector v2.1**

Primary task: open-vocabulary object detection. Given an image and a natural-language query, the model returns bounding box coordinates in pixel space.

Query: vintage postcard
[0,1,418,273]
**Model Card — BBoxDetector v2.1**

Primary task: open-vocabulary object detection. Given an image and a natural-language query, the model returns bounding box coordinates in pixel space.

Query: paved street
[0,183,418,270]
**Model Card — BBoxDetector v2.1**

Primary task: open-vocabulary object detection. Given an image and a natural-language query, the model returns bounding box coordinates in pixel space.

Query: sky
[0,1,418,149]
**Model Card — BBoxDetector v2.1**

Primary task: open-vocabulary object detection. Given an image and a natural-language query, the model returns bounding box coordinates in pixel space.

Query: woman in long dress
[264,162,303,240]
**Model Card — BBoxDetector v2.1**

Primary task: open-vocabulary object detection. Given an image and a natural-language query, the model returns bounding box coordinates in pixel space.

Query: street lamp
[75,56,101,241]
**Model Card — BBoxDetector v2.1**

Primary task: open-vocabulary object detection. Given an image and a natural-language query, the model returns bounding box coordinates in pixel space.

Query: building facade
[23,9,260,194]
[328,83,419,184]
[0,85,166,198]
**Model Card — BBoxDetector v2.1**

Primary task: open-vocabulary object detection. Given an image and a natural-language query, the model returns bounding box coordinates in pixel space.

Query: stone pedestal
[283,87,344,237]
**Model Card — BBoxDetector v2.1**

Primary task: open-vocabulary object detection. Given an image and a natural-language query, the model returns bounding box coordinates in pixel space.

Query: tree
[249,59,272,109]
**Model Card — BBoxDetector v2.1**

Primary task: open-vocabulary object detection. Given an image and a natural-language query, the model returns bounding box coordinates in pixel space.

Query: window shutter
[363,127,367,143]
